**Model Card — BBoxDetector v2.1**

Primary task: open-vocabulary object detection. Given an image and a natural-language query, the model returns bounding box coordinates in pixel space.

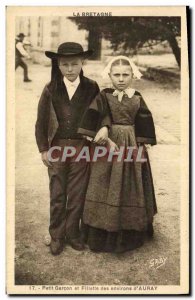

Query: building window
[37,17,43,47]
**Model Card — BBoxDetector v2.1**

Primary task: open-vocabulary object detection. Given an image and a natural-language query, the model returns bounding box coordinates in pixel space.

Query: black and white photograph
[6,6,189,295]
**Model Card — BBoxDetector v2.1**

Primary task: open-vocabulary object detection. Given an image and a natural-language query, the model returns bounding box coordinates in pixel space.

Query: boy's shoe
[50,238,64,255]
[24,78,32,82]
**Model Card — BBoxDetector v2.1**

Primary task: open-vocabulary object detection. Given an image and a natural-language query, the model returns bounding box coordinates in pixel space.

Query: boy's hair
[57,55,84,65]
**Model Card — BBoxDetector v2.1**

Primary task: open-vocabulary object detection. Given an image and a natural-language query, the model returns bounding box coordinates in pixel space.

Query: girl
[78,56,157,253]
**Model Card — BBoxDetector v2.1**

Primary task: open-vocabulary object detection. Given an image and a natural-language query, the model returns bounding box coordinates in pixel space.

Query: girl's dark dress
[78,88,157,253]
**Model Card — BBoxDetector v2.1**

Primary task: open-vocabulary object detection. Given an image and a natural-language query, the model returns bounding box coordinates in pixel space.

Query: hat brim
[17,34,26,38]
[45,50,93,59]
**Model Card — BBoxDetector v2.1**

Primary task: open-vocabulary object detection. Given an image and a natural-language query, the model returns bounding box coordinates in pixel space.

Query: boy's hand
[94,126,108,145]
[41,151,52,167]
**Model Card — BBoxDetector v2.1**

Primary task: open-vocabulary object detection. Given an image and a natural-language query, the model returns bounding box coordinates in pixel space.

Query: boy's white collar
[63,76,80,87]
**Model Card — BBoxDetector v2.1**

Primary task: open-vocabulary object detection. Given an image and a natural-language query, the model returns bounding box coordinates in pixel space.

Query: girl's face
[109,65,133,91]
[58,56,84,82]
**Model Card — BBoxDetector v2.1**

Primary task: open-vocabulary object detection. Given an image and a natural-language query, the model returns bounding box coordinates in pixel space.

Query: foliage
[69,17,181,66]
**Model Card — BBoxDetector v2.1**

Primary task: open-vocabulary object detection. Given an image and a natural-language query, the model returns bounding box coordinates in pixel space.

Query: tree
[68,17,181,67]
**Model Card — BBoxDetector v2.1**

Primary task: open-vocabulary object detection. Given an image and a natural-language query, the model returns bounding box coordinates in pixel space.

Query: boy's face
[58,56,84,82]
[109,65,133,91]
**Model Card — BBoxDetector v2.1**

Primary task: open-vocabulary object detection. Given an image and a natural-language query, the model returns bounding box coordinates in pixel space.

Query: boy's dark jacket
[78,88,157,145]
[35,75,99,153]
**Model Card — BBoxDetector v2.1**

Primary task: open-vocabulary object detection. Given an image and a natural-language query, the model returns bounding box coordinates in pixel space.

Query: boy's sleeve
[78,91,111,138]
[35,85,51,152]
[135,95,157,145]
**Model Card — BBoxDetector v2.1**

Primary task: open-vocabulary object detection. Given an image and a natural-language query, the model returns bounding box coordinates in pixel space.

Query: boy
[35,42,108,255]
[15,32,32,82]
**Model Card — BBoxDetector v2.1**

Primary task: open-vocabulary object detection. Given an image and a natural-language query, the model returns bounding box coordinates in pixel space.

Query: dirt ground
[14,59,181,286]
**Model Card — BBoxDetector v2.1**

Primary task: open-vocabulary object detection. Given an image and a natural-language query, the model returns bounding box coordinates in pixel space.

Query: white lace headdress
[101,55,142,80]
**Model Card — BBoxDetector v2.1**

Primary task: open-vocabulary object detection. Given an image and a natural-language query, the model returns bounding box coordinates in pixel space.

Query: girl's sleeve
[78,91,112,138]
[135,95,157,145]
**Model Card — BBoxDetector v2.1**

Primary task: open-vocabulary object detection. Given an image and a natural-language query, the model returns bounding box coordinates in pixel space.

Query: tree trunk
[167,34,181,68]
[88,29,101,60]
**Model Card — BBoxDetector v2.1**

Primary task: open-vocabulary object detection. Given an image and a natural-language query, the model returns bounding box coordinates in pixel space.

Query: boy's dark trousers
[15,57,29,81]
[48,138,90,241]
[35,76,100,242]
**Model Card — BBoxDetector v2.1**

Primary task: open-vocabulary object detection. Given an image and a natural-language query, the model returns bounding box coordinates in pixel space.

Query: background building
[16,17,89,65]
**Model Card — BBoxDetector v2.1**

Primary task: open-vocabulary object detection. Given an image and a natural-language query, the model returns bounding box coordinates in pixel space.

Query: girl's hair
[110,59,132,72]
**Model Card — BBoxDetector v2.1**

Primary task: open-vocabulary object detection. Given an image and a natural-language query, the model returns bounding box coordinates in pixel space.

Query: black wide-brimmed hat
[45,42,93,59]
[17,33,26,38]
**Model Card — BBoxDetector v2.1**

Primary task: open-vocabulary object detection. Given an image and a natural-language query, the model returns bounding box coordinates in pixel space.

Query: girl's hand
[94,126,108,145]
[41,151,52,167]
[107,138,120,152]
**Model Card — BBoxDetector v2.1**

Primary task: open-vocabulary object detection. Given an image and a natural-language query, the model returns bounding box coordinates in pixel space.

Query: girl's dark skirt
[82,125,157,253]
